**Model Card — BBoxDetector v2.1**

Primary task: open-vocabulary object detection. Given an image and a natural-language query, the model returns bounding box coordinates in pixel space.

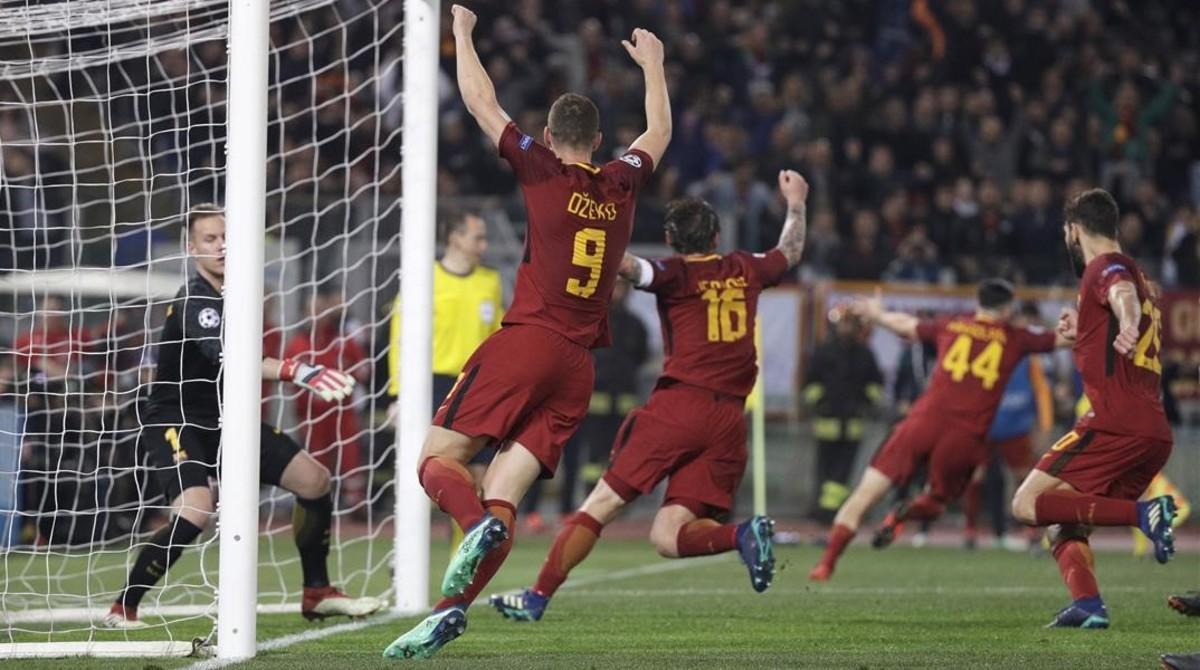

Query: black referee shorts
[143,422,303,502]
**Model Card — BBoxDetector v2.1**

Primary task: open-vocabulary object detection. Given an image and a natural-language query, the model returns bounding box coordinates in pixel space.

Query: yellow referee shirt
[389,262,504,395]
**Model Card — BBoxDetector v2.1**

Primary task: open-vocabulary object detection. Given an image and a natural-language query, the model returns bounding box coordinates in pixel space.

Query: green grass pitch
[8,534,1197,669]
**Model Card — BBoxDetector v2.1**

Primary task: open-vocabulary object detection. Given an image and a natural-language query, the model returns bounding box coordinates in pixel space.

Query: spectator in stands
[14,295,88,380]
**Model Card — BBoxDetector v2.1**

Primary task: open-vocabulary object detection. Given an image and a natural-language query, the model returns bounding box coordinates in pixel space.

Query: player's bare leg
[105,486,214,629]
[810,466,892,581]
[386,441,541,659]
[279,451,384,620]
[492,478,626,621]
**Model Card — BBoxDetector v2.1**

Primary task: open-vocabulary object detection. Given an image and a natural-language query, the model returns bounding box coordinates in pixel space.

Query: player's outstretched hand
[1113,323,1139,357]
[1057,306,1078,342]
[621,28,664,69]
[280,359,356,402]
[849,287,884,322]
[778,170,809,205]
[451,4,477,38]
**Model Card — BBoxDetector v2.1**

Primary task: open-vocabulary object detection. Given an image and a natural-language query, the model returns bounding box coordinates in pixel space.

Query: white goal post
[0,0,434,660]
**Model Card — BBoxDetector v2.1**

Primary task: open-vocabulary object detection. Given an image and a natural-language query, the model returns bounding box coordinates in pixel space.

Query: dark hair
[547,93,600,149]
[438,208,481,245]
[1064,188,1119,239]
[977,278,1015,309]
[664,199,720,255]
[1018,300,1041,319]
[186,203,224,234]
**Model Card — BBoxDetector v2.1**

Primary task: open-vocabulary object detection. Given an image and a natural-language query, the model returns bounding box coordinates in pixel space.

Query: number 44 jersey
[909,313,1056,439]
[1074,252,1171,442]
[498,122,655,349]
[640,250,790,399]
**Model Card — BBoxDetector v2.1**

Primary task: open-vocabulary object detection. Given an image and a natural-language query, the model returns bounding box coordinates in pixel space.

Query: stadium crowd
[435,0,1199,286]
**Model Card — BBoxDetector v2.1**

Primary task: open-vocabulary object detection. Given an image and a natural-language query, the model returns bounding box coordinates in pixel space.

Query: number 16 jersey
[908,314,1056,438]
[1074,252,1171,442]
[641,250,790,398]
[498,122,655,349]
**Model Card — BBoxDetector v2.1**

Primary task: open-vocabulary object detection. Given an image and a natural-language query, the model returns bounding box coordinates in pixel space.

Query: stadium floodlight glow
[0,0,425,659]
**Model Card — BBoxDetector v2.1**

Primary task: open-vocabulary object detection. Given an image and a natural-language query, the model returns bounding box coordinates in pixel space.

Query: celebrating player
[383,4,670,659]
[1010,188,1176,629]
[104,205,383,628]
[489,172,808,622]
[809,278,1070,582]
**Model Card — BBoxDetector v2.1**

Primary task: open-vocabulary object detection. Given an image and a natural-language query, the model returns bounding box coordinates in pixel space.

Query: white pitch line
[183,553,731,669]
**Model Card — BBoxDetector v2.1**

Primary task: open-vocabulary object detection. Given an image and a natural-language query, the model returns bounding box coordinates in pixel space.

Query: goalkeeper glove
[279,358,356,402]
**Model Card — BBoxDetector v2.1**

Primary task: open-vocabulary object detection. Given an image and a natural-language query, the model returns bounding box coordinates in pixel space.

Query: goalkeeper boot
[442,513,508,597]
[871,501,908,549]
[1046,597,1110,629]
[736,515,776,593]
[1168,591,1200,617]
[383,607,466,660]
[489,588,548,622]
[102,603,148,630]
[1137,496,1177,564]
[302,586,385,621]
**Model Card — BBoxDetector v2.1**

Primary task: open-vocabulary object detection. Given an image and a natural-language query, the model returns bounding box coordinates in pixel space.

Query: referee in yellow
[389,209,503,548]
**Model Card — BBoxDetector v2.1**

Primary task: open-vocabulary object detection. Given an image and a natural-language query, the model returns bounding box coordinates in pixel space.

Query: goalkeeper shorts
[143,422,302,502]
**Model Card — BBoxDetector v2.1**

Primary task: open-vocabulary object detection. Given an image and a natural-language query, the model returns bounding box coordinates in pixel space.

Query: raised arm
[623,29,671,167]
[1108,280,1141,357]
[852,288,920,340]
[452,5,511,147]
[619,252,652,288]
[775,170,809,267]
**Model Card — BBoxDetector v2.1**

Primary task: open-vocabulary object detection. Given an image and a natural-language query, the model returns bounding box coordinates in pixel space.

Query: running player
[1011,188,1176,629]
[383,5,670,659]
[489,172,808,622]
[809,279,1070,581]
[104,205,383,628]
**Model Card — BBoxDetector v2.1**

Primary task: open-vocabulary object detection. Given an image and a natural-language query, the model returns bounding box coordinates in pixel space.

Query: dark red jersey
[640,249,789,398]
[908,314,1056,438]
[498,122,654,348]
[1073,252,1171,442]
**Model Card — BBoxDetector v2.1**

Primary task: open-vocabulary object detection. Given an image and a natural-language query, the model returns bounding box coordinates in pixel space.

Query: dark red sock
[1052,538,1100,600]
[675,519,738,557]
[419,456,485,530]
[817,523,855,568]
[1034,492,1137,526]
[533,511,603,597]
[903,494,945,522]
[435,499,516,611]
[962,480,981,533]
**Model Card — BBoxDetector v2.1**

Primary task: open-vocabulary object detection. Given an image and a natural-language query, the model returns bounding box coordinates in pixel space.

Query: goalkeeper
[104,204,383,628]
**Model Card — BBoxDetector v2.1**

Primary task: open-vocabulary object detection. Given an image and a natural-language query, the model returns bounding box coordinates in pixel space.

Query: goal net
[0,0,406,657]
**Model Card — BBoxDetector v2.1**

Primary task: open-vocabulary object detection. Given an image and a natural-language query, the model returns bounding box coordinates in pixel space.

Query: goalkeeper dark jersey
[145,274,224,428]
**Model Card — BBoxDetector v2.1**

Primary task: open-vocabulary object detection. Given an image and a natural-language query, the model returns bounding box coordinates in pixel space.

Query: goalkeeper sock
[1052,537,1100,600]
[675,519,737,557]
[117,516,204,609]
[419,456,486,530]
[435,499,516,611]
[1035,491,1137,526]
[533,511,603,598]
[904,494,946,522]
[294,493,333,588]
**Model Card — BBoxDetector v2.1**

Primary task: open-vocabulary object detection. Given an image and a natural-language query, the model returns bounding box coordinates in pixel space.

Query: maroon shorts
[870,417,987,501]
[987,434,1036,472]
[433,325,593,478]
[1035,426,1172,500]
[603,382,747,516]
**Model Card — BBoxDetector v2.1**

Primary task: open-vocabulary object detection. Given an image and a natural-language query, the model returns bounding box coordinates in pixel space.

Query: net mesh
[0,0,402,645]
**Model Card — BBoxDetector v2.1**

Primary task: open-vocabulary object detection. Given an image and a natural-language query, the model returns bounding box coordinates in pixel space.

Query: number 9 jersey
[498,122,655,349]
[1073,252,1171,442]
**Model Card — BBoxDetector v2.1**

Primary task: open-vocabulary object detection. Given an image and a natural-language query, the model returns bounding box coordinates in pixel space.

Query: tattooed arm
[775,169,809,267]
